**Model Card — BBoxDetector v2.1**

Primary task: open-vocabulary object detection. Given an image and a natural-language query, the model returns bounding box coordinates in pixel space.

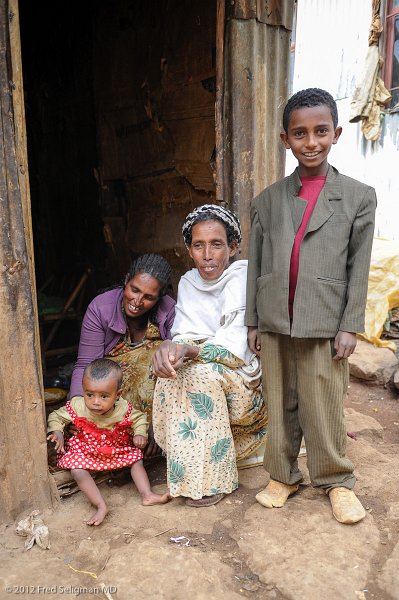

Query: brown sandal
[185,493,226,507]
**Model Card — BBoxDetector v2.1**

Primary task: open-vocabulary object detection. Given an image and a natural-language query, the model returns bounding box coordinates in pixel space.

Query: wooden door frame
[0,0,56,522]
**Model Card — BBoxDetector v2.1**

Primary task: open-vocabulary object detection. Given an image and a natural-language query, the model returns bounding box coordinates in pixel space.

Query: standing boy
[246,88,376,524]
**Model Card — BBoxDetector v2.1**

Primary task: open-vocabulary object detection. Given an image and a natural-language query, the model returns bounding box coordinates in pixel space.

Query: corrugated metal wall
[287,0,399,241]
[292,0,372,99]
[221,0,294,255]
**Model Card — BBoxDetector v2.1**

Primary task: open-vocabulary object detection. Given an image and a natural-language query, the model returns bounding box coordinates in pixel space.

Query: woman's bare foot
[86,503,108,526]
[141,491,171,506]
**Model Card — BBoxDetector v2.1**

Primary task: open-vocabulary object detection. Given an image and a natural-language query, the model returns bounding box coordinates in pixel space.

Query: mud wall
[93,0,217,290]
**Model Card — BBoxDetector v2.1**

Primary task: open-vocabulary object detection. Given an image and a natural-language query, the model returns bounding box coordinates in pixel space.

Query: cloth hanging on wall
[349,0,391,141]
[349,46,392,141]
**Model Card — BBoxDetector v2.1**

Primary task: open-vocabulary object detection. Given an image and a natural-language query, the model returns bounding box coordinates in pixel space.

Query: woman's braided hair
[124,253,172,325]
[125,253,172,296]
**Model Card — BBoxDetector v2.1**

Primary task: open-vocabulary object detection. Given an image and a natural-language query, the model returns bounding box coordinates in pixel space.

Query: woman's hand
[47,431,65,453]
[152,341,199,378]
[133,435,148,449]
[247,326,261,356]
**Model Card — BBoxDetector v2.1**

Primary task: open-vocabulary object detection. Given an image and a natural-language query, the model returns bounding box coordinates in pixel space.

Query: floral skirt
[153,362,267,499]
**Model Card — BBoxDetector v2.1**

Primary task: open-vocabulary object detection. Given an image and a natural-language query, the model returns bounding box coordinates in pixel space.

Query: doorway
[19,0,217,365]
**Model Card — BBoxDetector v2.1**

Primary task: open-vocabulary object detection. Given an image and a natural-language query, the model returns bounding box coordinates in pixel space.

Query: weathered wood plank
[0,0,56,522]
[216,0,226,202]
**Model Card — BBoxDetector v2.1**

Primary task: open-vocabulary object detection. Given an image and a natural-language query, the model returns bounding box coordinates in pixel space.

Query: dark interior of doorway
[19,0,217,378]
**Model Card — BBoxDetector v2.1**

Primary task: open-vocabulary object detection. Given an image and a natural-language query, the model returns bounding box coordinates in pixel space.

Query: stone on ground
[349,340,399,384]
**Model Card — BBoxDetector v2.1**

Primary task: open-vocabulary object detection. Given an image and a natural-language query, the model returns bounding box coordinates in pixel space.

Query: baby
[47,358,170,525]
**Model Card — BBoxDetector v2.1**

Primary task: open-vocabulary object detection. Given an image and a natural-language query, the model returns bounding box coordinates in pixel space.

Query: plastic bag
[15,510,50,550]
[359,238,399,351]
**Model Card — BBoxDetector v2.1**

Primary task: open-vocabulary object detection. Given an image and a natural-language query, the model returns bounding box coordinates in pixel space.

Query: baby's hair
[83,358,123,388]
[124,253,171,296]
[282,88,338,132]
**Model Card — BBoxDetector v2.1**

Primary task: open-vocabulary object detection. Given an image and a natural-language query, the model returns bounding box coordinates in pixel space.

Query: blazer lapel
[305,165,342,234]
[291,197,308,233]
[287,168,308,233]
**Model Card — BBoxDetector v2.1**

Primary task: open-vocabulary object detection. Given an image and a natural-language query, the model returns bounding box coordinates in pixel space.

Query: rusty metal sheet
[221,14,293,255]
[227,0,293,29]
[227,0,257,20]
[257,0,293,28]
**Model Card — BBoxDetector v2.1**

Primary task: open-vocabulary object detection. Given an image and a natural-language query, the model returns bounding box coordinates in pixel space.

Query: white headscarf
[171,260,253,365]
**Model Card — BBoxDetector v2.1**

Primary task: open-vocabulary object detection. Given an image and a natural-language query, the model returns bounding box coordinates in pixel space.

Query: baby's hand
[133,435,148,449]
[47,431,65,453]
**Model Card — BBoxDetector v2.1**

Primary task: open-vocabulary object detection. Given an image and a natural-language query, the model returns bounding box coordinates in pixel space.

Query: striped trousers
[261,333,356,491]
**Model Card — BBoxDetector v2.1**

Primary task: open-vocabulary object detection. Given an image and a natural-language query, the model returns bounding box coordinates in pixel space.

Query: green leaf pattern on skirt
[177,417,198,440]
[153,342,268,501]
[210,438,231,463]
[188,392,214,420]
[169,458,185,484]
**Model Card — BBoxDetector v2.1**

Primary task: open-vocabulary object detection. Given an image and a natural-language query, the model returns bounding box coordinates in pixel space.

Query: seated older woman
[152,205,267,506]
[69,253,175,455]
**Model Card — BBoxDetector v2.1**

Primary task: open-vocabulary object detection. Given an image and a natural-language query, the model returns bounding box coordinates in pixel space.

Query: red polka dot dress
[57,401,143,471]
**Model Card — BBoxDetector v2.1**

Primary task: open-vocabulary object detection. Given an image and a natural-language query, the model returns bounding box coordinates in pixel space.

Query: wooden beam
[0,0,57,522]
[215,0,226,203]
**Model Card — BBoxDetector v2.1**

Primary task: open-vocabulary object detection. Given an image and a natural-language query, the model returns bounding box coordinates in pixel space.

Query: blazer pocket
[317,276,347,285]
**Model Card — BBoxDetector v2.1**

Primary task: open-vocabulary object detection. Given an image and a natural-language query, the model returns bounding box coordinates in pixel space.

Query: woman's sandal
[185,493,226,507]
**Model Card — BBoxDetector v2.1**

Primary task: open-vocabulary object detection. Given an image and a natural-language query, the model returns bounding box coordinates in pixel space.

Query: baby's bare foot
[86,504,108,526]
[141,492,171,506]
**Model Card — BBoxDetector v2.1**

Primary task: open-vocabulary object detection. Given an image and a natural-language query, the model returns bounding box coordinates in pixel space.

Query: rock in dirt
[345,408,383,438]
[349,340,399,384]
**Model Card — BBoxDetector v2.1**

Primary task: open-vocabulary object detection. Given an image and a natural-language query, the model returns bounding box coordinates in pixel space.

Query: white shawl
[171,260,254,365]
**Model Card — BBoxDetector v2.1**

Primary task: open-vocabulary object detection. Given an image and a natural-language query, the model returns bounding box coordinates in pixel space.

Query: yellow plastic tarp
[359,237,399,351]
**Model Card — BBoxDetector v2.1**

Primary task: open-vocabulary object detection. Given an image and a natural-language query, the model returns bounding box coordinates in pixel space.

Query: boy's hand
[333,331,357,360]
[47,431,65,453]
[133,435,148,449]
[248,326,261,356]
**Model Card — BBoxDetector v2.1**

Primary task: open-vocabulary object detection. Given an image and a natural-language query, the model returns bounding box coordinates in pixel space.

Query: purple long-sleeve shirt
[69,287,175,398]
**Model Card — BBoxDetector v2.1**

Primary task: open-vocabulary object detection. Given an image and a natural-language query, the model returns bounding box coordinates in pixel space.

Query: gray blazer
[245,165,376,338]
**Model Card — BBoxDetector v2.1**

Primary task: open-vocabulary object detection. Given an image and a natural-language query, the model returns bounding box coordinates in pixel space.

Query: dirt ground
[1,378,398,600]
